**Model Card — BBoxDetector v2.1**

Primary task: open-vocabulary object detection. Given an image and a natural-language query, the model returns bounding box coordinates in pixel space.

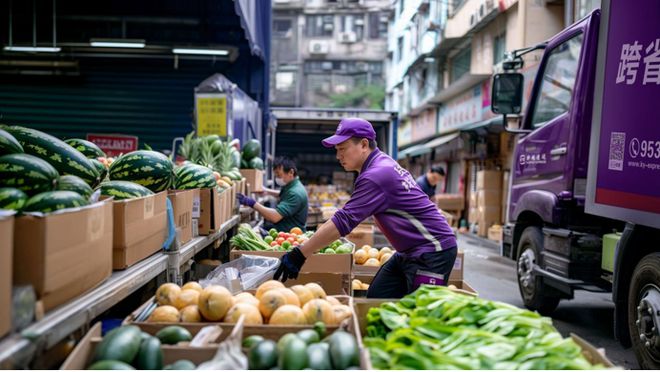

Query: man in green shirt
[237,157,308,232]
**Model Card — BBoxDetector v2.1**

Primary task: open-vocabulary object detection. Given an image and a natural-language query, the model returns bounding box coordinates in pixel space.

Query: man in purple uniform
[274,117,458,298]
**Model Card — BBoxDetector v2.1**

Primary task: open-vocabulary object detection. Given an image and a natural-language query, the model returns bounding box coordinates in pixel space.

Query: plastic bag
[199,255,280,294]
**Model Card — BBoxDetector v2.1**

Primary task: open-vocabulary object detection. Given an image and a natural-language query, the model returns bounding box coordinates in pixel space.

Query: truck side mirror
[491,73,523,115]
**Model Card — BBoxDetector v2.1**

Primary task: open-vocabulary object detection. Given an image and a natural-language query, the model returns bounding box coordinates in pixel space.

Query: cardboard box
[435,194,465,211]
[168,189,197,245]
[278,272,350,296]
[488,225,503,242]
[476,170,502,190]
[346,224,374,249]
[230,250,353,274]
[196,188,221,236]
[478,206,501,237]
[13,201,113,311]
[240,169,264,193]
[468,207,479,223]
[0,213,14,338]
[450,250,464,281]
[469,191,478,207]
[477,189,502,207]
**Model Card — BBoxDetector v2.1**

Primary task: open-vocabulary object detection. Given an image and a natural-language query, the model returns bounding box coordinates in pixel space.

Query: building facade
[388,0,600,235]
[270,0,391,108]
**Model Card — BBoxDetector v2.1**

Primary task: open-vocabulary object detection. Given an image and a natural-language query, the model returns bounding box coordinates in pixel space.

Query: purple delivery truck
[490,0,660,367]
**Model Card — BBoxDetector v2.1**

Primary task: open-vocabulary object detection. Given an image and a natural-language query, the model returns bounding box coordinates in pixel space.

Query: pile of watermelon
[0,126,240,214]
[240,139,264,170]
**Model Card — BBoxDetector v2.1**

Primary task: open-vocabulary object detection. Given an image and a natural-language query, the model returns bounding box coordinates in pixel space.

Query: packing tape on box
[162,198,177,251]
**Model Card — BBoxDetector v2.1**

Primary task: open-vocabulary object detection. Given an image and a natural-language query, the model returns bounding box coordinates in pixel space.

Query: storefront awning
[423,132,461,151]
[460,117,503,133]
[397,143,431,159]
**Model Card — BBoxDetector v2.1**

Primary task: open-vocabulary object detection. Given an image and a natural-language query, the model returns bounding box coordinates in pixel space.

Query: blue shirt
[331,149,456,258]
[416,174,436,198]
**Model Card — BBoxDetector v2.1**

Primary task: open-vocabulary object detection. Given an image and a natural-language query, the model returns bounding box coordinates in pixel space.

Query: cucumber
[248,340,278,370]
[88,360,135,370]
[328,331,359,369]
[243,335,265,349]
[278,337,308,370]
[134,336,163,370]
[94,325,142,364]
[307,342,332,370]
[297,329,320,345]
[164,360,196,370]
[155,325,192,345]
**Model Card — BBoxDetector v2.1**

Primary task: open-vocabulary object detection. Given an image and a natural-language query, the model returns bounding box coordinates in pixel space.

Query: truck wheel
[516,226,560,315]
[628,253,660,369]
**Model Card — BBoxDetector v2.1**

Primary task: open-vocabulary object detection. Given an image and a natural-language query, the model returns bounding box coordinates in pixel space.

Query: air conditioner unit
[338,32,357,43]
[309,41,330,54]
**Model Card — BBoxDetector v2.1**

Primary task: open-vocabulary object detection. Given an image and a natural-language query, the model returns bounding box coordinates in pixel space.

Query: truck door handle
[550,147,567,156]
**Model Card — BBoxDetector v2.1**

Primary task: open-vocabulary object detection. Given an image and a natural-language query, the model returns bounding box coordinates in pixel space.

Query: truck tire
[628,253,660,369]
[516,226,560,315]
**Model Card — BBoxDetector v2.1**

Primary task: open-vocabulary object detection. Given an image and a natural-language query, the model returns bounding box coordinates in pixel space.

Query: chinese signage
[411,108,437,142]
[86,134,138,157]
[438,84,483,133]
[195,94,228,137]
[588,0,660,225]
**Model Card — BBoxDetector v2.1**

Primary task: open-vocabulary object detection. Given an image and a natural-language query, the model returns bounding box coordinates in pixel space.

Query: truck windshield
[530,33,584,127]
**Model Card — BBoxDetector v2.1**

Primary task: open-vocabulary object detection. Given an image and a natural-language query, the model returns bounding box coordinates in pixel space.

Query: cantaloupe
[259,289,287,319]
[364,258,380,267]
[304,283,326,299]
[173,289,200,310]
[277,288,301,307]
[181,281,203,293]
[354,250,368,265]
[156,283,181,306]
[379,253,392,265]
[290,285,314,306]
[269,305,307,325]
[149,305,179,322]
[179,305,202,322]
[234,292,260,307]
[224,303,263,325]
[256,280,285,299]
[198,285,234,321]
[367,248,379,259]
[302,299,335,325]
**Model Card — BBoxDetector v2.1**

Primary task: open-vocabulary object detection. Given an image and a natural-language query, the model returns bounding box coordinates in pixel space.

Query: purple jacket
[331,149,457,257]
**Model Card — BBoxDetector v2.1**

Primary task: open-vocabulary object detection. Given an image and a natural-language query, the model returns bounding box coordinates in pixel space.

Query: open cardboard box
[346,223,374,249]
[0,212,14,338]
[351,276,477,298]
[195,188,222,236]
[13,200,113,312]
[353,249,465,283]
[167,189,197,245]
[109,192,168,270]
[240,169,263,193]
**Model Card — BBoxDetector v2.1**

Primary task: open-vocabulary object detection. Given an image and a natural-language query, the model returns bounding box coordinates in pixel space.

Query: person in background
[416,166,446,200]
[237,157,308,232]
[273,118,457,298]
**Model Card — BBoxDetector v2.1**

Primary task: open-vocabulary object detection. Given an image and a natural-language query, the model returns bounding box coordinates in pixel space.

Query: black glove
[274,247,306,282]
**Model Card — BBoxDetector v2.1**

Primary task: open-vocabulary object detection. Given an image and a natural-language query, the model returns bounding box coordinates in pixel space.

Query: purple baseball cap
[321,117,376,148]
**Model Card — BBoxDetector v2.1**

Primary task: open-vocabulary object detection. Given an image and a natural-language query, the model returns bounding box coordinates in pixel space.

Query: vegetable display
[230,224,352,254]
[364,285,603,370]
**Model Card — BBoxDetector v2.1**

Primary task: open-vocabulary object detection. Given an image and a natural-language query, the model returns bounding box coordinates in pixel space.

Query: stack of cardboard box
[476,170,503,237]
[332,171,355,192]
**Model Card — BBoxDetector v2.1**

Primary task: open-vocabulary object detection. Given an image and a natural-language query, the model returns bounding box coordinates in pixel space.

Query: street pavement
[459,234,640,369]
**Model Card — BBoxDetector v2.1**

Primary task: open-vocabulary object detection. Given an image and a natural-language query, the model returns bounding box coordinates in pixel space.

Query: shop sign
[195,93,228,137]
[438,85,483,133]
[86,134,138,157]
[411,108,437,142]
[398,119,412,146]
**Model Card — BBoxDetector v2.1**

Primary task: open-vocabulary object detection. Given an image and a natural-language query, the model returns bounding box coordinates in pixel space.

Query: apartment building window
[340,14,365,40]
[399,0,405,15]
[306,15,335,37]
[275,72,296,91]
[368,12,388,39]
[450,48,471,83]
[274,19,293,38]
[493,32,506,64]
[397,36,404,62]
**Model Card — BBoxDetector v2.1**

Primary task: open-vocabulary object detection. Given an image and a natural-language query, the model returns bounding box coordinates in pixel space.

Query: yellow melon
[149,305,179,322]
[302,299,335,325]
[179,305,202,322]
[234,292,260,307]
[258,289,287,319]
[352,279,363,290]
[277,288,301,307]
[364,258,380,267]
[379,253,392,265]
[198,285,234,321]
[173,289,200,310]
[361,245,372,252]
[269,305,307,325]
[224,303,263,325]
[256,280,285,299]
[367,248,380,259]
[305,283,327,299]
[326,296,341,306]
[181,281,203,293]
[354,250,368,265]
[290,285,314,306]
[332,304,353,325]
[156,283,181,306]
[378,247,393,258]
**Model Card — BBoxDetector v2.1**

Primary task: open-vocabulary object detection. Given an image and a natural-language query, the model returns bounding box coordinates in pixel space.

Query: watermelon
[0,128,23,156]
[22,191,88,213]
[108,150,173,192]
[90,158,108,182]
[249,157,264,170]
[174,163,216,190]
[4,126,100,186]
[0,187,28,211]
[56,175,94,199]
[0,153,59,195]
[98,180,154,200]
[240,158,249,169]
[64,138,106,159]
[242,139,261,161]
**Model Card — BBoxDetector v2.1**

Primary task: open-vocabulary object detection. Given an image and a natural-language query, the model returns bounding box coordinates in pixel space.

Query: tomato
[286,237,295,243]
[270,241,278,247]
[276,237,286,245]
[278,232,287,239]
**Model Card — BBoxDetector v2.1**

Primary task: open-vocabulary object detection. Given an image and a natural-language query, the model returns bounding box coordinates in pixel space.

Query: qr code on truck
[608,132,625,171]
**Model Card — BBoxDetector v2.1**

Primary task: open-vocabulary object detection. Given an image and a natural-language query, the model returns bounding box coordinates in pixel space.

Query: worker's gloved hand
[237,193,256,207]
[274,247,306,282]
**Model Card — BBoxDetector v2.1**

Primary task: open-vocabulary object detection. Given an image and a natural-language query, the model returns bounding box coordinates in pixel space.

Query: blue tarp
[233,0,271,61]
